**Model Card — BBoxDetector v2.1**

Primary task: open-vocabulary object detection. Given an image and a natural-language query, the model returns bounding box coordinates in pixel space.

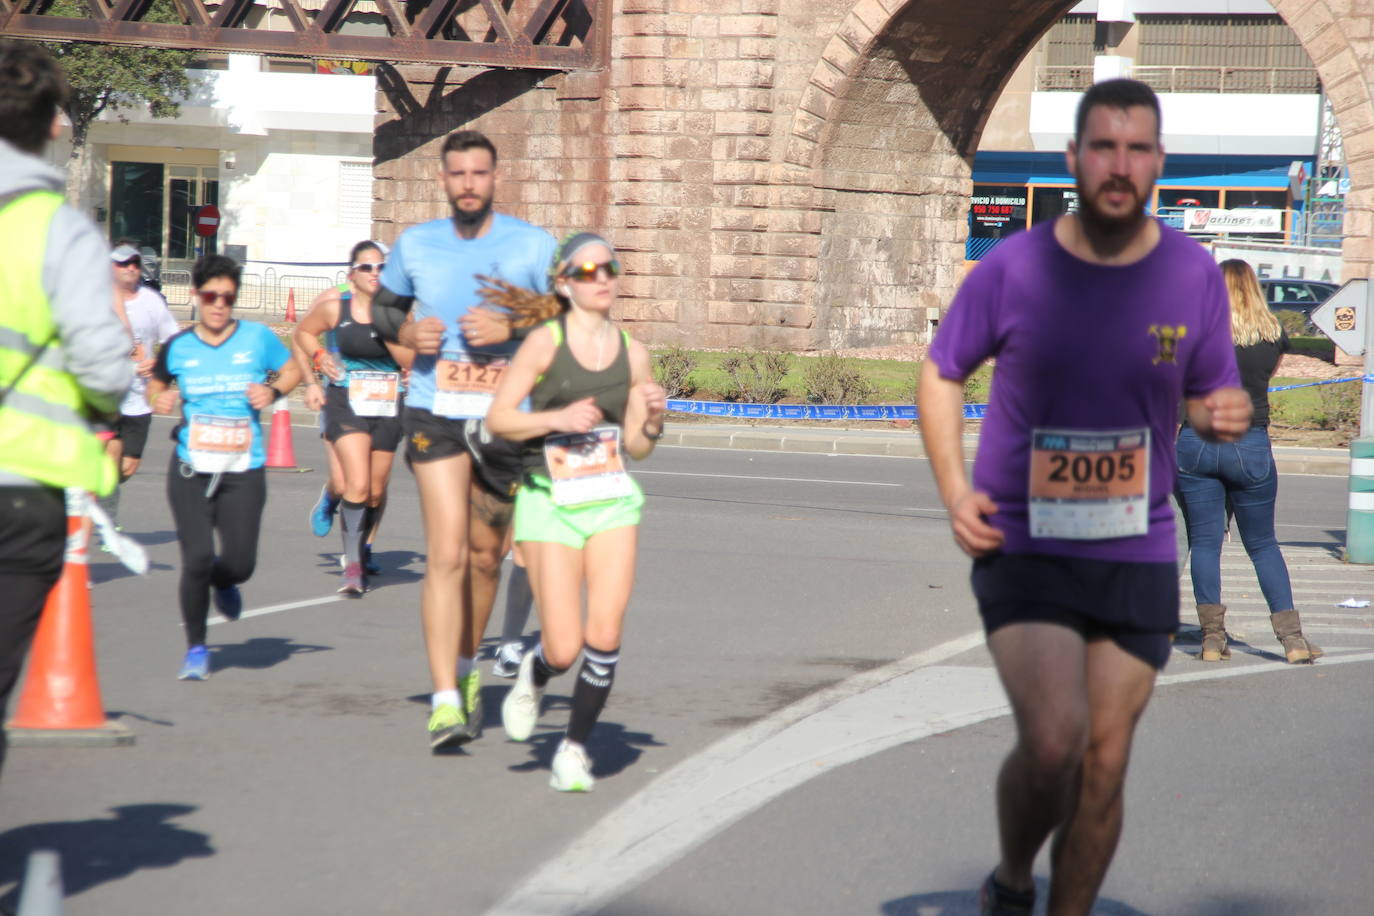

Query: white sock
[457,656,475,680]
[432,689,459,710]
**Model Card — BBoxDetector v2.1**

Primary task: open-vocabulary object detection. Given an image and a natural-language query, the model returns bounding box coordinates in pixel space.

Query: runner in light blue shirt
[382,212,554,415]
[371,129,557,751]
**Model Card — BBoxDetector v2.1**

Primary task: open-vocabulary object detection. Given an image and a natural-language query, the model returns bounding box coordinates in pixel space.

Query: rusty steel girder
[0,0,603,69]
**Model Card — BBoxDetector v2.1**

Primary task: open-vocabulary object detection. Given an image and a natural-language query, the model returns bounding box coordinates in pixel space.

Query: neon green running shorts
[513,475,644,548]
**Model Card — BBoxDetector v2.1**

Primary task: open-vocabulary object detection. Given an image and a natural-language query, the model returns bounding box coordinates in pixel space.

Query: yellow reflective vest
[0,191,118,495]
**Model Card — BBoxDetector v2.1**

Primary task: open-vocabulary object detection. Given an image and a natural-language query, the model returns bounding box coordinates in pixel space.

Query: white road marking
[636,469,901,487]
[481,631,1374,916]
[206,594,342,626]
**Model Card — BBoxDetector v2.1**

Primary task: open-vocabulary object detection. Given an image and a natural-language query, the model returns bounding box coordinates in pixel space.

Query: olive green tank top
[522,313,633,480]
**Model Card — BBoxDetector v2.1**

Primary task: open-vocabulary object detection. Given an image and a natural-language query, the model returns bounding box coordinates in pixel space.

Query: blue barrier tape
[1267,375,1370,393]
[666,376,1372,422]
[665,400,987,420]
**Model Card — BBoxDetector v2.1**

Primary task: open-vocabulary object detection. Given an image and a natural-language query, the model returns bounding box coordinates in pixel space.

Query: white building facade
[50,43,376,308]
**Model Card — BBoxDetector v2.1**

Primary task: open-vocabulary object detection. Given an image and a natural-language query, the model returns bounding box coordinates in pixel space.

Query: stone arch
[788,0,1374,346]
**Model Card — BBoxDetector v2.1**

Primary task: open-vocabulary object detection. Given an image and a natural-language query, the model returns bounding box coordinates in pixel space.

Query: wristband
[644,425,664,441]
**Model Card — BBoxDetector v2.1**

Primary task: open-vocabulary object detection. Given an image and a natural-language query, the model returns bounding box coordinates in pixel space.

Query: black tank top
[330,292,397,385]
[522,314,632,480]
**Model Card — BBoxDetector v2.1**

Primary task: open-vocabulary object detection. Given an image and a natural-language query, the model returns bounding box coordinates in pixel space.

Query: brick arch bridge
[373,0,1374,350]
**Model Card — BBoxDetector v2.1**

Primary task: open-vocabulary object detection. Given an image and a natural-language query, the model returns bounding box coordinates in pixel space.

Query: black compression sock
[566,644,619,746]
[339,499,366,566]
[531,644,566,688]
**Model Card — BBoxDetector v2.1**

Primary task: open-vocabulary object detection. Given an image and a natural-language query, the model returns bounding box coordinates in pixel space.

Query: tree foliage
[42,0,196,152]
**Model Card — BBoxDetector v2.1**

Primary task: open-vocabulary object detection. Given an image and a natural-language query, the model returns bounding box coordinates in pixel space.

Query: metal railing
[1136,65,1319,94]
[1035,64,1319,93]
[160,269,347,318]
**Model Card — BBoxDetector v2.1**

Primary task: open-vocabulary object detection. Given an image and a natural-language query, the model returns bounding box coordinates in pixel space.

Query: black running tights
[166,456,266,647]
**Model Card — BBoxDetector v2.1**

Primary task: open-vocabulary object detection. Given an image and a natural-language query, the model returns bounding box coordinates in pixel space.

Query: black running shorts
[971,552,1179,670]
[114,413,153,458]
[402,406,468,465]
[322,384,403,452]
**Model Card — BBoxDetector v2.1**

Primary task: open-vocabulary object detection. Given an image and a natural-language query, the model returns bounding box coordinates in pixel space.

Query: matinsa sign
[1184,208,1285,234]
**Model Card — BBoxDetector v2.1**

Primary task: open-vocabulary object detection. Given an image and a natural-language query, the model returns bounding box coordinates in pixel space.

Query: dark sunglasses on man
[115,257,141,269]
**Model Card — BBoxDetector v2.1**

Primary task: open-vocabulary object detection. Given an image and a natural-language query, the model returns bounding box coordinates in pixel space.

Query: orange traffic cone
[284,288,298,323]
[265,396,297,469]
[6,490,134,748]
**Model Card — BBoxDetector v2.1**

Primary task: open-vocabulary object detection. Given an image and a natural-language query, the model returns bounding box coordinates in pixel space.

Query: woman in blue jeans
[1175,259,1322,664]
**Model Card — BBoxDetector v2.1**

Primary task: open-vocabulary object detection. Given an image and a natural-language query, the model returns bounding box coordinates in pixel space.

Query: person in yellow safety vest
[0,41,134,777]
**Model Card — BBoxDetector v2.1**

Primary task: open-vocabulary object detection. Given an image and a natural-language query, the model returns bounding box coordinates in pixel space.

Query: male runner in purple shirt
[919,79,1251,915]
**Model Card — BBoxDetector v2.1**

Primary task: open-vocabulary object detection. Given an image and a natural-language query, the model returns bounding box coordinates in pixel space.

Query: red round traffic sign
[194,204,220,238]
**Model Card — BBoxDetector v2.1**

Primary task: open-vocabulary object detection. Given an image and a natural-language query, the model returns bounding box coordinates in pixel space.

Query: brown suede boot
[1270,610,1318,663]
[1197,603,1230,661]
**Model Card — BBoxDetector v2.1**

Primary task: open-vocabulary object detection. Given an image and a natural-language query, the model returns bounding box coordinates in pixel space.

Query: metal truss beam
[0,0,603,69]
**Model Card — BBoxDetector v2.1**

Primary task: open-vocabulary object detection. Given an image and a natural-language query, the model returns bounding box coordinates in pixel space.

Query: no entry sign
[194,204,220,238]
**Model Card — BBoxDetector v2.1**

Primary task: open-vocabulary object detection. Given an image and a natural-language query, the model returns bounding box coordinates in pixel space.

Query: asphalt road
[1,419,1371,915]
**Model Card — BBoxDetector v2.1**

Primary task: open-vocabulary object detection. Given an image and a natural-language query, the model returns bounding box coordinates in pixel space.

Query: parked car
[1260,278,1338,332]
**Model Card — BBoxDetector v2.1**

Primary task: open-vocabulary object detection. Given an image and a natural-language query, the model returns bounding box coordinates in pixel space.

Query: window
[969,185,1028,240]
[1137,15,1318,93]
[338,161,373,230]
[1030,187,1079,225]
[1040,15,1098,90]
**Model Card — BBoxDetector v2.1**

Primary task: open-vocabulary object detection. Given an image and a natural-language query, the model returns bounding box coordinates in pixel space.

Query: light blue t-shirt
[153,320,291,470]
[380,213,557,416]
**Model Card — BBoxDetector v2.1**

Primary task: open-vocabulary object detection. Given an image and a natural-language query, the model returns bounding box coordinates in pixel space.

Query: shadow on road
[884,883,1304,915]
[0,804,213,907]
[312,550,425,589]
[1276,534,1345,559]
[508,715,664,781]
[89,561,175,586]
[210,637,331,673]
[127,530,180,547]
[883,879,1149,914]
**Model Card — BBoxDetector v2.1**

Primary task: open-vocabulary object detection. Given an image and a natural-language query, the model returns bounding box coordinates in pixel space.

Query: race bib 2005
[1028,427,1149,540]
[348,370,400,417]
[432,352,506,419]
[187,414,251,474]
[544,427,635,507]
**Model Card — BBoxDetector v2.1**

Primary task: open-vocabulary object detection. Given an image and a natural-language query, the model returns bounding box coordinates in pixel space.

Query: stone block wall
[373,0,1374,349]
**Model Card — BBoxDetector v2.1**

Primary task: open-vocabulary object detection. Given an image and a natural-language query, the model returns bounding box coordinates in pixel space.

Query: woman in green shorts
[486,232,666,792]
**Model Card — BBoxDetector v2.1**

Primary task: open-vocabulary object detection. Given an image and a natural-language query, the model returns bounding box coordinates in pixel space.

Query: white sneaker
[491,641,524,679]
[501,651,543,742]
[550,739,595,792]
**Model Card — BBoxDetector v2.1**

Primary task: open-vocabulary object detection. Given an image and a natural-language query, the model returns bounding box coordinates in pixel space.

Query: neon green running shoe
[459,671,483,741]
[427,702,468,750]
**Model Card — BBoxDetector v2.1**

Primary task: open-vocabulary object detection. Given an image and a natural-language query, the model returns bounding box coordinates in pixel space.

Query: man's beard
[451,194,492,227]
[1077,178,1150,235]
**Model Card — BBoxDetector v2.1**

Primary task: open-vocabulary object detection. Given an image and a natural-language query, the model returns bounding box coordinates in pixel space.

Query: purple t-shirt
[929,220,1240,562]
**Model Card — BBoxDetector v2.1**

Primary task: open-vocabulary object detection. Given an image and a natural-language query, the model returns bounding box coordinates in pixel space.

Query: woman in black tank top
[486,232,667,792]
[292,240,414,596]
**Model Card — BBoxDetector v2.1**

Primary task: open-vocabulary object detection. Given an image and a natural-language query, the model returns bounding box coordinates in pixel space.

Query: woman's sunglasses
[352,262,385,274]
[197,291,237,307]
[562,260,621,282]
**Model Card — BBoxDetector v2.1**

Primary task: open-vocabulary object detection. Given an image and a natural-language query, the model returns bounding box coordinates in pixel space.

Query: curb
[265,407,1352,477]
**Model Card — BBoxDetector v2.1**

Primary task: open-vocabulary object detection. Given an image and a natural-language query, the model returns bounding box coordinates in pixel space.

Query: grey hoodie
[0,138,133,487]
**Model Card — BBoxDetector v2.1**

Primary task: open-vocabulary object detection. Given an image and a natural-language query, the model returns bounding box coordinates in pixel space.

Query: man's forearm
[918,361,972,508]
[372,285,415,342]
